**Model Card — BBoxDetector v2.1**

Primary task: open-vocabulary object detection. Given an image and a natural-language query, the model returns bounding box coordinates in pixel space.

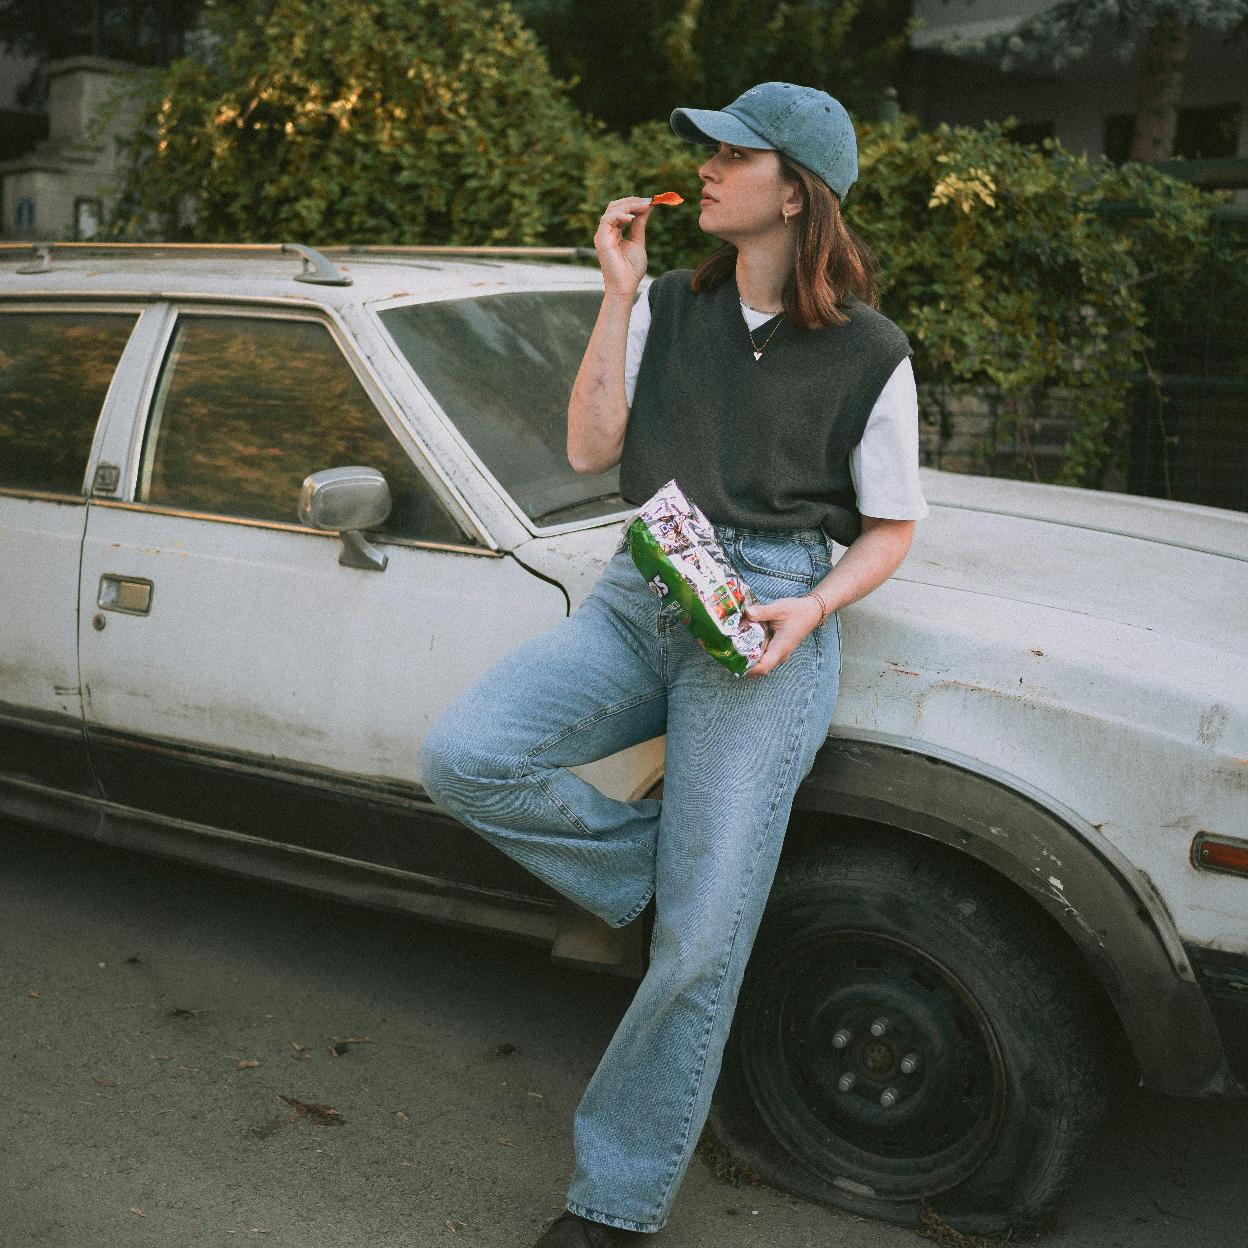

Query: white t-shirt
[624,289,930,523]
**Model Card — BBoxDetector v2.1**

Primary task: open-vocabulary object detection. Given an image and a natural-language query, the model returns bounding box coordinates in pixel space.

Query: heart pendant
[752,350,763,361]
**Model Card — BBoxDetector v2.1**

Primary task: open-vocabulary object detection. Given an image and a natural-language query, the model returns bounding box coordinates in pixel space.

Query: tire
[708,837,1109,1235]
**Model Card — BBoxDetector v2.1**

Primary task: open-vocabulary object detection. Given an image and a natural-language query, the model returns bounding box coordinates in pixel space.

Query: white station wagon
[2,241,1245,1235]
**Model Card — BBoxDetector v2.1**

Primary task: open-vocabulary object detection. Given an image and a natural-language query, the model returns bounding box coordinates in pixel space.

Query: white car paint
[3,246,1244,972]
[515,475,1248,956]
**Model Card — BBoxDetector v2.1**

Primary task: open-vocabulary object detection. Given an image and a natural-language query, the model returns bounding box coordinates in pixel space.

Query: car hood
[511,472,1248,657]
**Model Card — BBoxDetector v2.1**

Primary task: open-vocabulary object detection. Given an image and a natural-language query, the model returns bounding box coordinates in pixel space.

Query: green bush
[619,113,1225,487]
[110,0,604,245]
[111,1,1229,489]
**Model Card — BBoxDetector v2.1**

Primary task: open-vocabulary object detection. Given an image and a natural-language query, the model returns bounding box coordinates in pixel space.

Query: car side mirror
[299,466,392,571]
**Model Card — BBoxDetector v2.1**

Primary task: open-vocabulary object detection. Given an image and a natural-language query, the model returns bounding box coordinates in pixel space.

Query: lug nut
[900,1053,920,1074]
[832,1028,853,1049]
[837,1072,857,1092]
[869,1016,889,1037]
[880,1086,901,1108]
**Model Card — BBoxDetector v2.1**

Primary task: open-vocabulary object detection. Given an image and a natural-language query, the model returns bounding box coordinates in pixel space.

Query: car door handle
[98,574,154,616]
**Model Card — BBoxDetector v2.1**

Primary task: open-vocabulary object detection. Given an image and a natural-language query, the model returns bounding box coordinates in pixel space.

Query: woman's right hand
[594,197,653,295]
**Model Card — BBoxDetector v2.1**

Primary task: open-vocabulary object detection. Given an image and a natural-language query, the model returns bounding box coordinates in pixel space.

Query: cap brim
[670,107,775,151]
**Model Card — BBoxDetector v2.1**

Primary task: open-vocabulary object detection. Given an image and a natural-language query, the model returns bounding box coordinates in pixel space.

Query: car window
[136,314,469,544]
[0,311,137,495]
[378,291,624,525]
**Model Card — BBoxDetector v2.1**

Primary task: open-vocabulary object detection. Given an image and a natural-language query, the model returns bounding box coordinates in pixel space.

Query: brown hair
[690,154,879,329]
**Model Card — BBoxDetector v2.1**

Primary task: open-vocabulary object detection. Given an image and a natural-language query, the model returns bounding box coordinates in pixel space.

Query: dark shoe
[533,1209,645,1246]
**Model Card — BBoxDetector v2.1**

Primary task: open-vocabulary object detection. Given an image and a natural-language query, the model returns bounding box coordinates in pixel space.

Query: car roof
[0,242,608,308]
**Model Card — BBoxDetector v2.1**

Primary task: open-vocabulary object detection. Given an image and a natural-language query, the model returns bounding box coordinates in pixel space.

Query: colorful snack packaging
[626,479,771,677]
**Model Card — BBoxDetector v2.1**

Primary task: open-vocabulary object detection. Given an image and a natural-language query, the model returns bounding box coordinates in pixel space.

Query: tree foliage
[929,0,1247,74]
[844,114,1227,486]
[509,0,915,134]
[110,0,607,244]
[108,0,1233,490]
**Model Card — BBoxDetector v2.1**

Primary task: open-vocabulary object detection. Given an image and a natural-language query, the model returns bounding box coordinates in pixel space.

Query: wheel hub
[739,928,1007,1201]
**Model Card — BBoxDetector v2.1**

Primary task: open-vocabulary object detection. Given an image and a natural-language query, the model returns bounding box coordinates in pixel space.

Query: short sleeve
[624,287,653,410]
[849,356,930,520]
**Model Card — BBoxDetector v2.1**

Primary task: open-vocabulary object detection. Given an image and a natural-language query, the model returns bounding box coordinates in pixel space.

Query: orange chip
[650,192,684,206]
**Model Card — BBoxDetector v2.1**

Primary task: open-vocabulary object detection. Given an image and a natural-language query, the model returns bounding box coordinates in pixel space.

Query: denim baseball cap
[671,81,858,200]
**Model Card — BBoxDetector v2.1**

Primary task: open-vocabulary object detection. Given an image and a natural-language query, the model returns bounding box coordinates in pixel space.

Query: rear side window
[136,314,469,545]
[0,311,136,495]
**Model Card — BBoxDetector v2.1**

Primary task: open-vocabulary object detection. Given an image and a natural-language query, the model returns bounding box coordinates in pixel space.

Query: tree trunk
[1128,17,1190,162]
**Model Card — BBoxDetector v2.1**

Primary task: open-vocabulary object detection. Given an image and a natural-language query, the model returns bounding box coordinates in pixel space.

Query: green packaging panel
[626,478,770,677]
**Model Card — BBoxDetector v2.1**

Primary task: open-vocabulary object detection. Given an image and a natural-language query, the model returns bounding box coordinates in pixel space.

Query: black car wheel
[709,838,1110,1235]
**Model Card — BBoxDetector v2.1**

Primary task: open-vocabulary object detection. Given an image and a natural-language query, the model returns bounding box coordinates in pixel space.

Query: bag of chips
[626,479,770,677]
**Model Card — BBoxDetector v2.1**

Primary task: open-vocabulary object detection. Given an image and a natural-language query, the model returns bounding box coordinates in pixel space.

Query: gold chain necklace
[746,313,784,362]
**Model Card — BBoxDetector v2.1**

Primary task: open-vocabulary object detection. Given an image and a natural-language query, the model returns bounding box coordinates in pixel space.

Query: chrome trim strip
[0,486,86,504]
[0,290,323,308]
[83,497,500,556]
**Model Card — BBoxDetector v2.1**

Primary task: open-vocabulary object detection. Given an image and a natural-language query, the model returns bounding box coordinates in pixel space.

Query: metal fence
[1114,199,1248,514]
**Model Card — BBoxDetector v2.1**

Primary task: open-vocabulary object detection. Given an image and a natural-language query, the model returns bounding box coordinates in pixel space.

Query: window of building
[137,314,468,545]
[0,311,137,495]
[1006,119,1055,148]
[1104,102,1241,162]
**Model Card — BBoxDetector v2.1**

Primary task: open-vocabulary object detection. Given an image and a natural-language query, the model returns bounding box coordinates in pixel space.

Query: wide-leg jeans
[419,522,844,1234]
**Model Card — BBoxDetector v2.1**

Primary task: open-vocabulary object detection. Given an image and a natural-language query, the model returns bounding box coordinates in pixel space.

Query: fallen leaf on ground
[277,1094,343,1126]
[236,1059,262,1070]
[29,990,41,998]
[129,1207,145,1217]
[94,1078,116,1087]
[447,1219,467,1233]
[291,1041,307,1052]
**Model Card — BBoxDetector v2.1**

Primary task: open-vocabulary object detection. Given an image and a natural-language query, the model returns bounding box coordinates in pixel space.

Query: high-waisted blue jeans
[419,521,843,1233]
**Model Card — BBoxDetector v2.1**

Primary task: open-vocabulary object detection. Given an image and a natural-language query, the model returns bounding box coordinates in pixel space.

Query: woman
[420,82,928,1246]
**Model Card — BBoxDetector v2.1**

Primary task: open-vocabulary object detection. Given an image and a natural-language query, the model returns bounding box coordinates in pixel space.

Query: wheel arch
[787,728,1234,1097]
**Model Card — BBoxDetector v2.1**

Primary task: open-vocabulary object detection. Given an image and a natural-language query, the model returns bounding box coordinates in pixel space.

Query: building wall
[0,57,148,241]
[907,11,1246,175]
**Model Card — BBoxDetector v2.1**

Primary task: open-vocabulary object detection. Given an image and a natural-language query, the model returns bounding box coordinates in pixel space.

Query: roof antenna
[281,242,352,286]
[16,244,53,274]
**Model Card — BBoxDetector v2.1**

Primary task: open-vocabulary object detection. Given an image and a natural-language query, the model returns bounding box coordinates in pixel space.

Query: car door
[0,303,141,800]
[77,304,566,891]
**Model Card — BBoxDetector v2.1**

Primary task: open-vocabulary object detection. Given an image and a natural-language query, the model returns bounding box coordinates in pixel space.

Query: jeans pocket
[734,534,818,592]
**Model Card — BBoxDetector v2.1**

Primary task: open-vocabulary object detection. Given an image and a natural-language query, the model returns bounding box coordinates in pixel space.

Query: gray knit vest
[619,267,913,546]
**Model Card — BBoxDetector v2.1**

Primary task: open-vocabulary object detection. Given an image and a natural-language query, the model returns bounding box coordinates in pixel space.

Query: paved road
[2,820,1245,1248]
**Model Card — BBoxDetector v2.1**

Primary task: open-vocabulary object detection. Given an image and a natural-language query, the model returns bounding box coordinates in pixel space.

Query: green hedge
[110,0,1232,488]
[619,117,1224,488]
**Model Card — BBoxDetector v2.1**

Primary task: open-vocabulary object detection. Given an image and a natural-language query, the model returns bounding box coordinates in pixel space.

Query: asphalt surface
[2,819,1246,1248]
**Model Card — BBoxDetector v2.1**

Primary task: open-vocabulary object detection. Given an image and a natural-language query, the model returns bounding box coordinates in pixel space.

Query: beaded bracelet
[804,590,830,628]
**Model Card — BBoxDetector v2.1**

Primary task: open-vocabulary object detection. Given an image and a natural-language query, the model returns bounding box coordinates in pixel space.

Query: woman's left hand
[741,595,825,679]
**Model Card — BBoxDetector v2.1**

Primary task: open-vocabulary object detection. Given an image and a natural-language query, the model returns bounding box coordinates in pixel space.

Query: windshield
[379,290,628,526]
